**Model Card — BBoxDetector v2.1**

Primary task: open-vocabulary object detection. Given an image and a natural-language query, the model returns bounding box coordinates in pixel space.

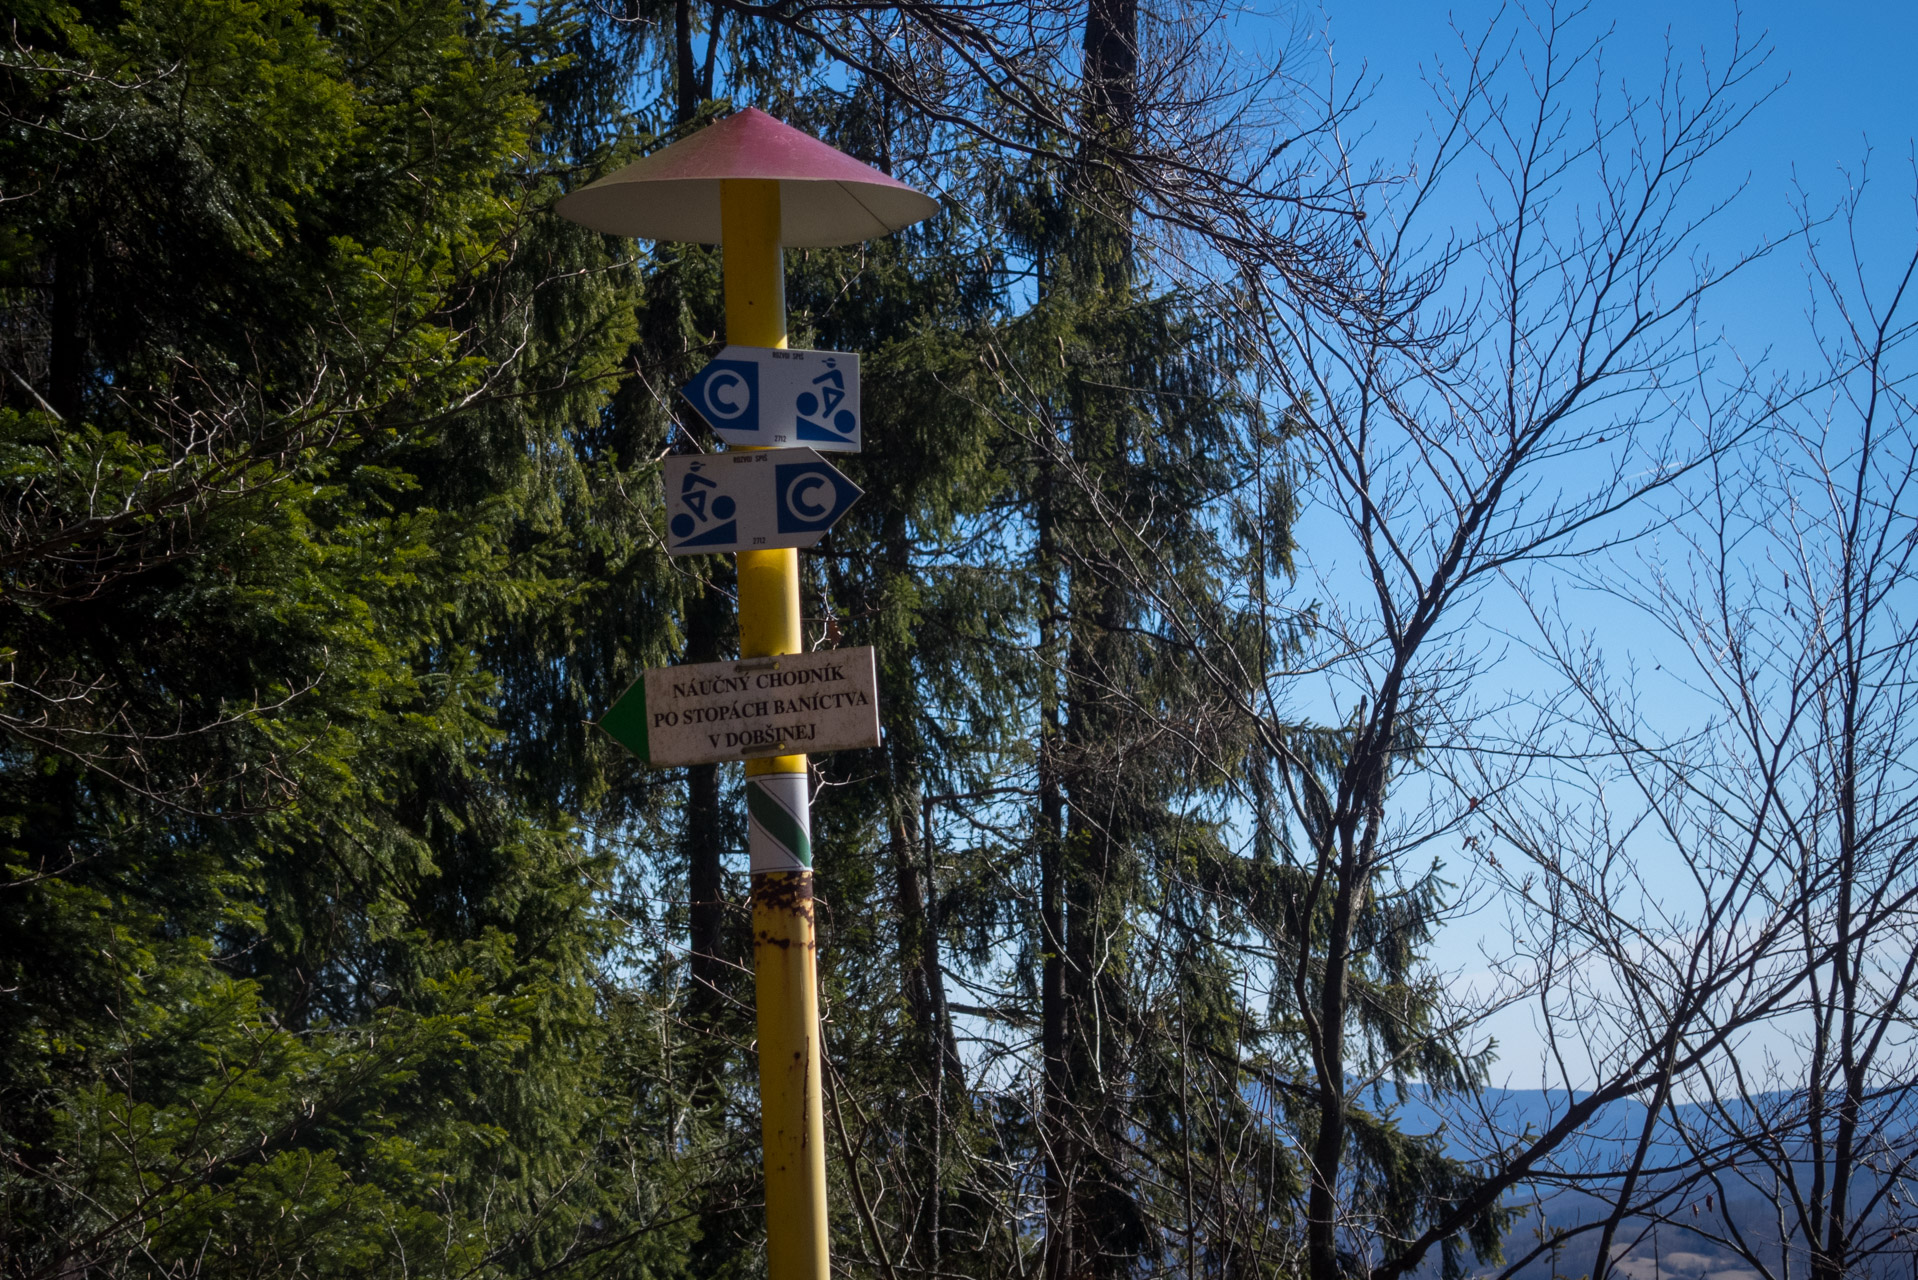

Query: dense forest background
[5,1,1917,1279]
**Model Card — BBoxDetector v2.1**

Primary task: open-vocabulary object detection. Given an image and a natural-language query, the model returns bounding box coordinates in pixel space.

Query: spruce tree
[0,0,690,1272]
[0,1,1520,1275]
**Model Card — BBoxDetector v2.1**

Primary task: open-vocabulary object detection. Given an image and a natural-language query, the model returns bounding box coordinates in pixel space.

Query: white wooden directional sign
[681,346,862,452]
[599,647,881,766]
[663,449,862,555]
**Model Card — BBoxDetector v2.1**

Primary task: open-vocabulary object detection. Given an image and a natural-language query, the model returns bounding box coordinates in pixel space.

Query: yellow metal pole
[721,177,829,1280]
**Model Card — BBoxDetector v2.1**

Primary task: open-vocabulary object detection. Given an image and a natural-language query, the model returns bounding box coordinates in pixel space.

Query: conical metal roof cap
[555,108,938,247]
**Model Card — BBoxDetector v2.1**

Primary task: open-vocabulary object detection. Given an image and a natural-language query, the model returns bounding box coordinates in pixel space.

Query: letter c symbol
[786,473,831,521]
[705,369,749,419]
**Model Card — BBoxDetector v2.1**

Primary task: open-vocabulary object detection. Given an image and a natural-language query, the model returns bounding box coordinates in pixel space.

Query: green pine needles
[0,1,1508,1276]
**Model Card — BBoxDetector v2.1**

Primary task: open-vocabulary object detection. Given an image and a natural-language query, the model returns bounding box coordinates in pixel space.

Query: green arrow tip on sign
[599,677,650,762]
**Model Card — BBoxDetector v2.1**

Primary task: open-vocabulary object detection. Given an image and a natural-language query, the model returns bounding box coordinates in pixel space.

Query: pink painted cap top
[555,108,939,247]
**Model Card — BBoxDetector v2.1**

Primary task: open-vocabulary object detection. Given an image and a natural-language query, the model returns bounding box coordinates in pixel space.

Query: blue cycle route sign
[680,347,862,452]
[663,448,862,555]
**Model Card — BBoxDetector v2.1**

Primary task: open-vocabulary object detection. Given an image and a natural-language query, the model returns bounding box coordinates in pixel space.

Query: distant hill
[1375,1087,1911,1280]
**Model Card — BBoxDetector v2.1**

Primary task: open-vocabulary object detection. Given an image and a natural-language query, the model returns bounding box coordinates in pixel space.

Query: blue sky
[1319,0,1918,364]
[1294,0,1918,1086]
[1329,0,1918,157]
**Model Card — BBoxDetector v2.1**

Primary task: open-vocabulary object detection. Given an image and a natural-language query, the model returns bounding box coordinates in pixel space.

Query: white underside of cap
[555,178,939,247]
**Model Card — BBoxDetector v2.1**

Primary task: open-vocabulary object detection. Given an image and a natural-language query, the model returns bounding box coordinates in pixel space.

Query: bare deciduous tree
[1486,165,1918,1280]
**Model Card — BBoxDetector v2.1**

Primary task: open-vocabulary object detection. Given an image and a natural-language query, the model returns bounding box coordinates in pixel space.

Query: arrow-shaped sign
[600,647,882,766]
[681,346,862,452]
[663,449,862,555]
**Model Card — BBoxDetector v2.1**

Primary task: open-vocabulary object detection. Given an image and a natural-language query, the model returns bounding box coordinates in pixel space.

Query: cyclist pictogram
[680,347,861,451]
[667,460,740,547]
[662,449,862,555]
[795,358,857,445]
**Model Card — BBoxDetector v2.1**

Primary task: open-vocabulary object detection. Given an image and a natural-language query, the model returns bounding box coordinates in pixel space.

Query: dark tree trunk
[1038,449,1075,1280]
[1082,0,1138,125]
[892,796,935,1030]
[682,571,731,1106]
[673,0,698,125]
[1058,457,1143,1279]
[1039,4,1143,1276]
[1307,833,1360,1280]
[49,242,86,422]
[1077,0,1139,269]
